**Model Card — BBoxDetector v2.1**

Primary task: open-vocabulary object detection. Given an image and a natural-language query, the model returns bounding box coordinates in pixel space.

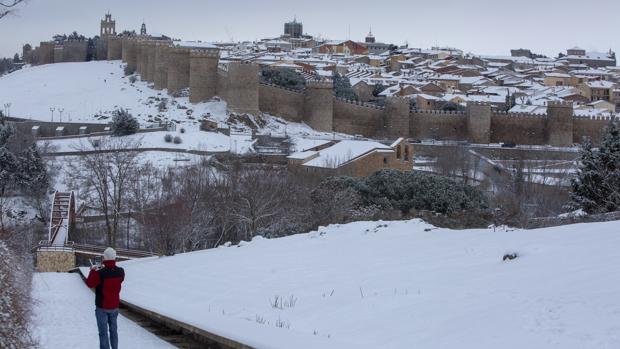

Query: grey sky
[1,0,619,62]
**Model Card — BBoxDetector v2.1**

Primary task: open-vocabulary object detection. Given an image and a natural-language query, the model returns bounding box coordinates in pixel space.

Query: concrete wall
[304,80,334,132]
[258,83,305,122]
[189,48,220,103]
[107,37,122,60]
[167,47,191,96]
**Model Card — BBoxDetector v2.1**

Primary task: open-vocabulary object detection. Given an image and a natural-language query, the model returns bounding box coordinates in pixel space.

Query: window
[396,145,402,159]
[404,146,410,161]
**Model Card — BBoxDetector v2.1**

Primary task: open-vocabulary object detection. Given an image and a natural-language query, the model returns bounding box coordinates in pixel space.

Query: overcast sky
[1,0,619,62]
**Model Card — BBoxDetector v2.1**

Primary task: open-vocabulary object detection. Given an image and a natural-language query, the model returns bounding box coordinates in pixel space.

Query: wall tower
[304,80,334,132]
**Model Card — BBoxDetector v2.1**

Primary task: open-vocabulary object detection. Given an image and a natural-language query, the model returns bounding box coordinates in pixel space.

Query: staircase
[49,191,75,245]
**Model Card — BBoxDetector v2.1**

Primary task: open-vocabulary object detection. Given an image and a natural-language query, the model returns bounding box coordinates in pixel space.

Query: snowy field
[75,219,620,349]
[31,273,174,349]
[40,130,255,154]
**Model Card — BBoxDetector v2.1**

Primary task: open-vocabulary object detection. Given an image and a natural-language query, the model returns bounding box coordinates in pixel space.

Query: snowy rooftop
[300,140,391,168]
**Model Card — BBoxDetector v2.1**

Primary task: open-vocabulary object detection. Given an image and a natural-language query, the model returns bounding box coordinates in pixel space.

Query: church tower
[140,22,147,36]
[365,28,375,43]
[100,13,116,37]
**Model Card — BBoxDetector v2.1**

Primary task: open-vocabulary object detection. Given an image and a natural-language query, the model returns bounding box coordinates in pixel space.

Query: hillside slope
[97,219,620,349]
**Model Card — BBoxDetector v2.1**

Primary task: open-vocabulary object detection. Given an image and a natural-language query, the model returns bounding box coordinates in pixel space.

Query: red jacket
[86,260,125,309]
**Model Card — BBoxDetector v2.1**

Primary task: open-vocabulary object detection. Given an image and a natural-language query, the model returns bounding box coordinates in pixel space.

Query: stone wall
[219,62,260,114]
[107,37,122,60]
[62,41,88,62]
[189,48,220,103]
[122,37,138,72]
[573,116,614,144]
[410,110,467,140]
[145,41,156,83]
[491,112,546,144]
[154,42,170,90]
[167,47,191,95]
[258,83,305,122]
[10,120,111,138]
[304,80,334,132]
[383,97,410,138]
[546,101,574,147]
[39,42,55,65]
[36,251,75,272]
[466,103,492,143]
[333,98,384,136]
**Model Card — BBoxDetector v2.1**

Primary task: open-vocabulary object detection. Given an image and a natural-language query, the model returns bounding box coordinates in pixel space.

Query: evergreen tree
[333,72,359,100]
[571,123,620,213]
[17,145,49,196]
[111,109,139,136]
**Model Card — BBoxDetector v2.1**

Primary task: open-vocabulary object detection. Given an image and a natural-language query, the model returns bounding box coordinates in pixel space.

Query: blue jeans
[95,308,119,349]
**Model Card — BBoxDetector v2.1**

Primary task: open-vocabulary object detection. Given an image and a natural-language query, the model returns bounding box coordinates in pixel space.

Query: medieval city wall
[189,48,220,103]
[333,98,384,136]
[573,115,615,145]
[217,62,260,114]
[166,47,191,95]
[491,112,546,144]
[258,83,305,122]
[410,110,467,140]
[39,42,55,65]
[62,41,88,62]
[107,37,122,60]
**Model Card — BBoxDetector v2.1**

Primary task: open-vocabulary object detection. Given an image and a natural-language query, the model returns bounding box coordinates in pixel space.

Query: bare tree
[66,137,141,247]
[0,0,26,20]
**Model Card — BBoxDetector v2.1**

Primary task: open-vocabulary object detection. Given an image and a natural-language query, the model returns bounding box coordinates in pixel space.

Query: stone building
[288,138,413,177]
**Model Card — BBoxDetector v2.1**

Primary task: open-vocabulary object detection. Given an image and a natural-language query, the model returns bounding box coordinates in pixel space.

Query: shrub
[129,75,137,84]
[173,136,182,144]
[180,127,186,134]
[124,64,136,76]
[314,169,489,216]
[260,67,305,90]
[111,109,139,136]
[164,134,173,143]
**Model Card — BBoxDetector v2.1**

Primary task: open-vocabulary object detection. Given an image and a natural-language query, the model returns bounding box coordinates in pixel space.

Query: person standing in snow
[86,247,125,349]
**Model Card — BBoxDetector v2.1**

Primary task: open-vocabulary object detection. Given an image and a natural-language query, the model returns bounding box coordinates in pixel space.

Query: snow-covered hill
[0,61,334,141]
[78,219,620,349]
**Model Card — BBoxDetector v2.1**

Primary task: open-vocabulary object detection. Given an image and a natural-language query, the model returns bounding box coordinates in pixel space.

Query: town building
[287,138,413,177]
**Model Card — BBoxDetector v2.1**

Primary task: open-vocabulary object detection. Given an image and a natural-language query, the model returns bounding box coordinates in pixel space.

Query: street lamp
[3,103,11,117]
[58,108,65,122]
[50,107,55,122]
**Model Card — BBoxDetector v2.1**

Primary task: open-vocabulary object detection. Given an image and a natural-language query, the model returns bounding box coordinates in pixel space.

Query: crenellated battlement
[259,82,305,95]
[189,48,220,58]
[334,97,385,110]
[547,100,573,108]
[306,79,334,89]
[412,109,466,116]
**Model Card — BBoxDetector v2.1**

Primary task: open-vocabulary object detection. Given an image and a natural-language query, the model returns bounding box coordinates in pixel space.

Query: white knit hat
[103,247,117,261]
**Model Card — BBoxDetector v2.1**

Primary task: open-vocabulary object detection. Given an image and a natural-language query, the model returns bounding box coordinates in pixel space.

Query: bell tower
[100,13,116,37]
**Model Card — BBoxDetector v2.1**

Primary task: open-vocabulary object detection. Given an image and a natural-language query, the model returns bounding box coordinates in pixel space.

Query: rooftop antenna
[348,24,351,40]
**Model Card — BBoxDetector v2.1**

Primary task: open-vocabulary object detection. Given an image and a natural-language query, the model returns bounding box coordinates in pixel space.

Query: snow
[0,61,227,127]
[301,140,391,168]
[31,273,174,349]
[40,130,254,154]
[77,219,620,349]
